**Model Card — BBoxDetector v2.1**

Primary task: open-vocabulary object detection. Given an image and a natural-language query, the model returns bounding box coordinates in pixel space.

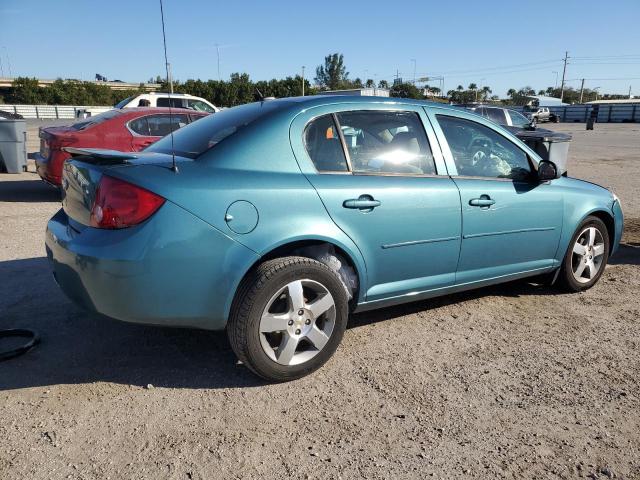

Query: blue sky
[1,0,639,97]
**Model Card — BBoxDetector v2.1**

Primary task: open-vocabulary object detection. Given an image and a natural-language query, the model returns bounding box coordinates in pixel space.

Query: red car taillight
[90,176,165,229]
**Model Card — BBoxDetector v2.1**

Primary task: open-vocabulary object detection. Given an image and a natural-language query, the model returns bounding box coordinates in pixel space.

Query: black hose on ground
[0,329,39,361]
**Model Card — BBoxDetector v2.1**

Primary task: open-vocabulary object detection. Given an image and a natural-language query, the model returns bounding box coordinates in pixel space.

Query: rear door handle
[343,195,381,210]
[469,195,495,207]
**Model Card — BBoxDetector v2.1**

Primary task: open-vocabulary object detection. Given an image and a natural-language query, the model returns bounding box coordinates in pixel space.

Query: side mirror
[538,160,558,181]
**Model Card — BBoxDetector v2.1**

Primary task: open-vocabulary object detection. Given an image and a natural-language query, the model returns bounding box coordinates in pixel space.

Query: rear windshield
[70,109,124,131]
[145,101,286,159]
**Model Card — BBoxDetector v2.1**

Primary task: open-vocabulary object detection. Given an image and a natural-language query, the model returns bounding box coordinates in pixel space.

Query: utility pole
[579,78,585,104]
[215,43,220,81]
[559,51,569,102]
[552,71,558,89]
[166,62,174,93]
[301,66,305,96]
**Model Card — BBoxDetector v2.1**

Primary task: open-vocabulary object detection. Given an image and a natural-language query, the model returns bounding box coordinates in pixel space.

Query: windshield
[70,109,124,131]
[508,110,531,128]
[114,96,135,109]
[145,101,286,159]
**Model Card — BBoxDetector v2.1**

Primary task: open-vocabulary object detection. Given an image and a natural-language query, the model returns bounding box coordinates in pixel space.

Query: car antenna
[159,0,178,173]
[254,88,265,102]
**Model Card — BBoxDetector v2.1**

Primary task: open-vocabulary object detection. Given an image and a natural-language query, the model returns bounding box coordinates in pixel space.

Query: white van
[114,92,219,113]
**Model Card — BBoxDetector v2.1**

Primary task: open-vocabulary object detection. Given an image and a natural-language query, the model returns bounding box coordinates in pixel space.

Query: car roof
[255,95,466,118]
[119,107,208,117]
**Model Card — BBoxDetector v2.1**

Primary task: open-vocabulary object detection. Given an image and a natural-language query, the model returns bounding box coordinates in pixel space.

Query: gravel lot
[1,121,639,479]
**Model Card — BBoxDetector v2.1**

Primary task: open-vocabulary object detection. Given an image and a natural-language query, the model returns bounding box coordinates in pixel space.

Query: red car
[35,107,209,186]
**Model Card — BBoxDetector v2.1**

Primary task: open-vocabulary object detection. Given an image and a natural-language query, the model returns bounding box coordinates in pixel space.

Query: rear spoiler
[63,147,138,165]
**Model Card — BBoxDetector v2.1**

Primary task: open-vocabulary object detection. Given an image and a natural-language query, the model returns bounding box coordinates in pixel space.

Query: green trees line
[1,53,629,107]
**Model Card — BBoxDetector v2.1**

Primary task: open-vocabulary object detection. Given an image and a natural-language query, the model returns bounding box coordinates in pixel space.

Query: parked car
[459,105,539,133]
[114,92,219,113]
[35,107,208,186]
[527,106,560,123]
[46,96,623,381]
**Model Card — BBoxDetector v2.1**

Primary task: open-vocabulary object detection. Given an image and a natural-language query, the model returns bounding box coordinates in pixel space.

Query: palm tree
[481,86,492,100]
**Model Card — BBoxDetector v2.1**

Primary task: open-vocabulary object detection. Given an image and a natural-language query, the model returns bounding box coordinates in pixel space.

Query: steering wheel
[470,137,494,166]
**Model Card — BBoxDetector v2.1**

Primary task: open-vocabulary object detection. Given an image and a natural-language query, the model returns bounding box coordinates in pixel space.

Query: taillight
[90,176,165,229]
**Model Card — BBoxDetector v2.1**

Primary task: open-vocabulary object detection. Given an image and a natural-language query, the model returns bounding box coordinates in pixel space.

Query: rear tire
[227,256,349,382]
[556,216,610,292]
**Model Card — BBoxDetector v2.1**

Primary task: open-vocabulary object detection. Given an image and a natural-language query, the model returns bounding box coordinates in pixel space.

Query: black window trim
[304,109,445,178]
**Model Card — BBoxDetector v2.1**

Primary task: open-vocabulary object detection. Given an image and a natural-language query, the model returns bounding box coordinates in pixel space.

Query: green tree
[365,79,375,88]
[390,82,423,99]
[8,77,42,104]
[378,80,390,89]
[315,53,349,90]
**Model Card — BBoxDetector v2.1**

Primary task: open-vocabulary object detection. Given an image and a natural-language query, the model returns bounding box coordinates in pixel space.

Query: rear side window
[336,111,436,175]
[303,115,349,172]
[147,114,189,136]
[484,108,507,125]
[157,97,186,108]
[128,117,149,135]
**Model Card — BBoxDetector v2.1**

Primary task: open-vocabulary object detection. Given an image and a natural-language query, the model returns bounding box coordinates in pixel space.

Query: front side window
[187,99,215,113]
[335,111,436,175]
[507,110,531,128]
[436,115,532,181]
[303,114,348,172]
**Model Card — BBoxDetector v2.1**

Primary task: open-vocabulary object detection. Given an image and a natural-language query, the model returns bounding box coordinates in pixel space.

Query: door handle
[469,195,495,207]
[343,195,381,210]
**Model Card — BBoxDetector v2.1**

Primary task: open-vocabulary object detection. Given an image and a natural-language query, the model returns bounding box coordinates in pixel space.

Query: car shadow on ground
[0,257,267,391]
[0,178,60,202]
[608,243,640,266]
[1,247,637,392]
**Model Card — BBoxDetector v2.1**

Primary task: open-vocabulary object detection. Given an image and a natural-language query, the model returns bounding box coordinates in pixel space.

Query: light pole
[552,71,558,89]
[593,86,601,101]
[1,47,12,78]
[411,59,416,84]
[301,66,305,96]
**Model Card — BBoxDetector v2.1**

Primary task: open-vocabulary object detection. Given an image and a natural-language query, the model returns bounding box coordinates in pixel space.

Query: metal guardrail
[0,104,112,119]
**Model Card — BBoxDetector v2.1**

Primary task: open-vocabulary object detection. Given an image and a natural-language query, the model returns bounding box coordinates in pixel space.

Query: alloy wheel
[571,226,606,284]
[259,279,336,366]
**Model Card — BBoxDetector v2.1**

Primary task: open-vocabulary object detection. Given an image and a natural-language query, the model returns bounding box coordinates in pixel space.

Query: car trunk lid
[61,149,185,227]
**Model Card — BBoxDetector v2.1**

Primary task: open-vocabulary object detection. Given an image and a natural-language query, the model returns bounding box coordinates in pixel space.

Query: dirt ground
[1,121,639,479]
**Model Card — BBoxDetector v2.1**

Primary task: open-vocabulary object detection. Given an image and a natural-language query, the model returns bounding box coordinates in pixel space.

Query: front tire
[557,216,610,292]
[227,256,349,381]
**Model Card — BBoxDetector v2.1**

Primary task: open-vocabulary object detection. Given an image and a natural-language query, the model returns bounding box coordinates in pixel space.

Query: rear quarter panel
[104,111,370,304]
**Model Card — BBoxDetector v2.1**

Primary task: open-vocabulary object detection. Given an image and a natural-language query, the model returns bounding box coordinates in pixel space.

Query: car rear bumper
[45,203,259,330]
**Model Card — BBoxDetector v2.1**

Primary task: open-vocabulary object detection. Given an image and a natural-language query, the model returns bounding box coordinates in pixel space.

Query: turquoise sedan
[46,96,624,381]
